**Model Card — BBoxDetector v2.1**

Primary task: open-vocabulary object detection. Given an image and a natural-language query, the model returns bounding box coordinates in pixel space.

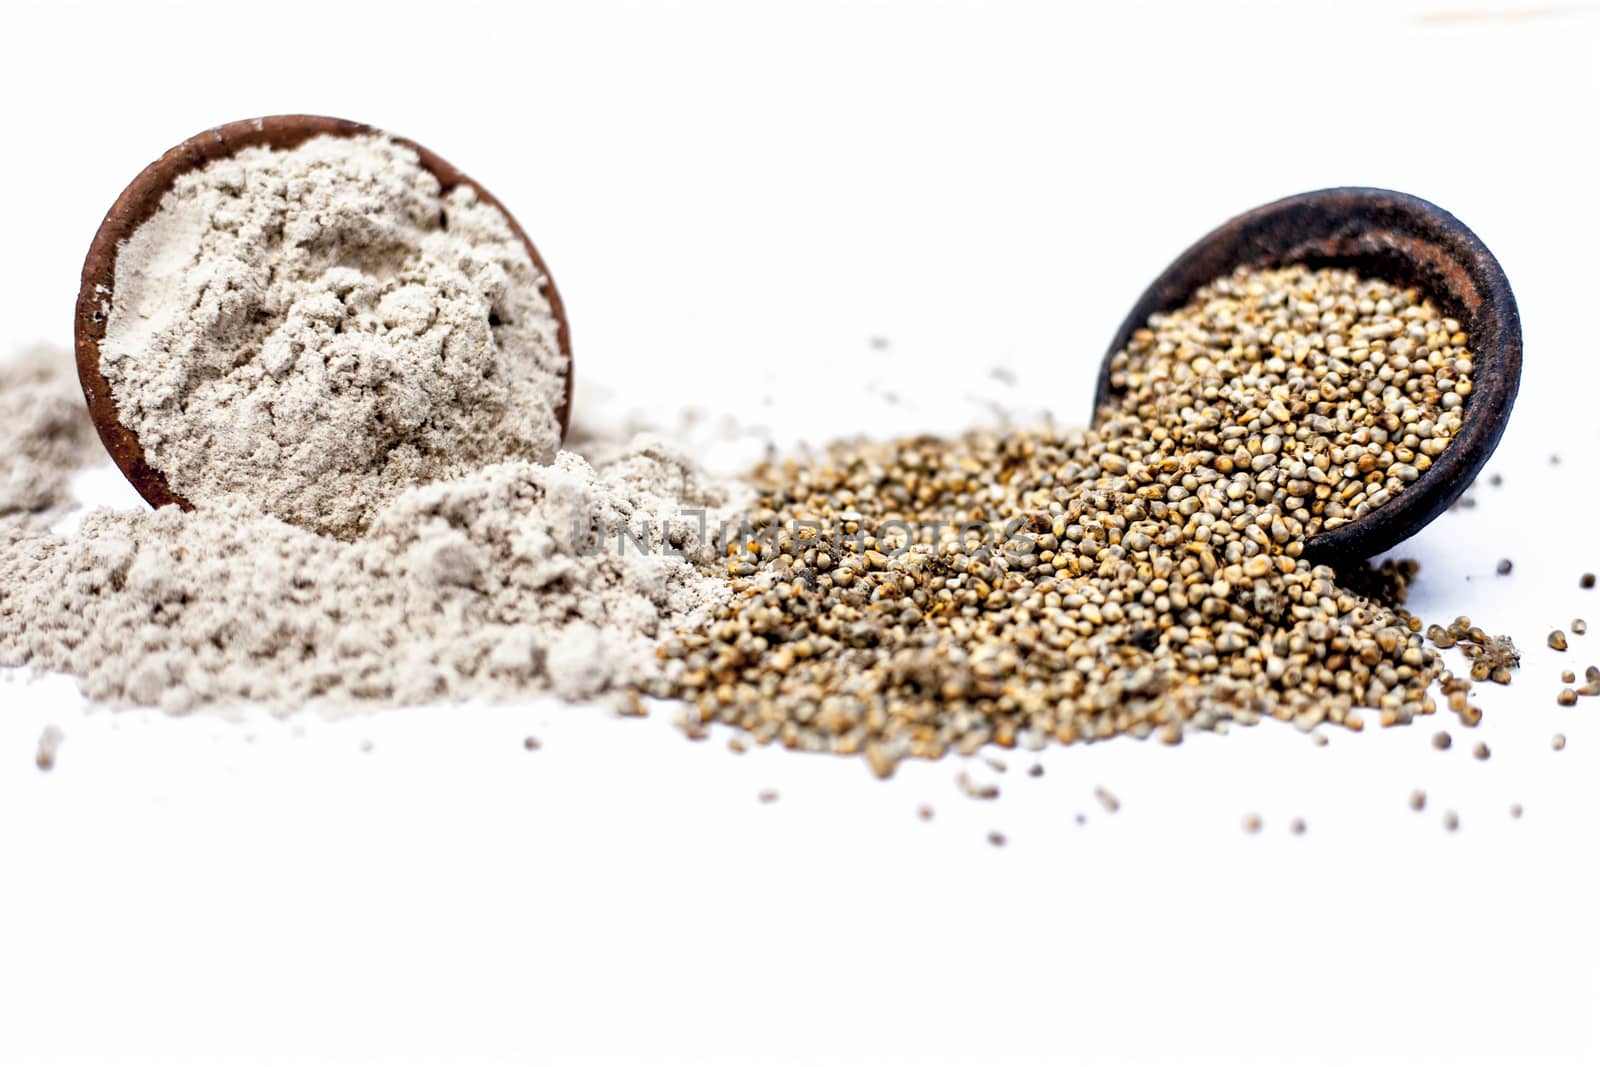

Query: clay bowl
[1094,187,1521,563]
[73,114,573,511]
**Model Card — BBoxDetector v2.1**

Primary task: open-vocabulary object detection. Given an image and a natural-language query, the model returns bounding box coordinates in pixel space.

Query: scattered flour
[0,347,103,515]
[100,133,568,538]
[0,421,736,711]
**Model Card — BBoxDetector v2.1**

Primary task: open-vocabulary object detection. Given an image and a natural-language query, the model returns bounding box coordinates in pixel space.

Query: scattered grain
[663,265,1476,774]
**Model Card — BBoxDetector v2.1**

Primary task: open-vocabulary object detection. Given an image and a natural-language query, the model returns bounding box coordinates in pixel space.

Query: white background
[4,2,1599,1064]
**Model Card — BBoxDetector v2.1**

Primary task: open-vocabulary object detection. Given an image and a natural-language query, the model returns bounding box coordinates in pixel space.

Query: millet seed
[662,265,1475,776]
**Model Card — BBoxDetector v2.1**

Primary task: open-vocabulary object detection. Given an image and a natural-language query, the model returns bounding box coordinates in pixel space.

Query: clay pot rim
[1094,187,1521,563]
[73,113,574,513]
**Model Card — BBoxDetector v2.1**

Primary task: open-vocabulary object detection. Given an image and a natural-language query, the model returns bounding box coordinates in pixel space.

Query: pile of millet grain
[657,263,1509,776]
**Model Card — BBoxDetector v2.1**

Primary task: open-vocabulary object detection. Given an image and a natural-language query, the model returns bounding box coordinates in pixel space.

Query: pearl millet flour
[100,133,568,538]
[0,347,103,515]
[0,349,735,711]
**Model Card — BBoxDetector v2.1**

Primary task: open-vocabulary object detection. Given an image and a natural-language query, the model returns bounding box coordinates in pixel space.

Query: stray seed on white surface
[1409,790,1427,811]
[1432,731,1452,750]
[917,804,934,821]
[957,772,1000,800]
[1312,733,1329,747]
[1289,817,1307,835]
[1496,558,1513,576]
[1473,742,1490,761]
[35,725,62,771]
[1562,670,1576,684]
[728,736,748,754]
[758,789,779,804]
[1094,787,1120,814]
[1510,803,1524,819]
[1443,811,1460,832]
[1557,689,1578,707]
[1574,619,1588,636]
[987,830,1007,848]
[1553,733,1568,750]
[1583,573,1597,590]
[1549,630,1569,652]
[522,736,542,751]
[1242,814,1263,834]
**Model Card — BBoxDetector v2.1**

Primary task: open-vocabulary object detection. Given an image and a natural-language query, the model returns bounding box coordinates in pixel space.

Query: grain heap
[659,264,1483,775]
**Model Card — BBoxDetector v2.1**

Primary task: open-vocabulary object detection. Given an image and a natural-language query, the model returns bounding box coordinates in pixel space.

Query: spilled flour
[0,349,738,711]
[0,347,104,515]
[100,133,568,538]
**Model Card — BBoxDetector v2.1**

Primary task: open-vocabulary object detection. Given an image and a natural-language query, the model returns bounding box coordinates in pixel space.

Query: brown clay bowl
[73,114,574,512]
[1095,187,1521,563]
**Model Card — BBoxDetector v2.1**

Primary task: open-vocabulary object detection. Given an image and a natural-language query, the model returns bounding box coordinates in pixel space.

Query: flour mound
[0,437,733,712]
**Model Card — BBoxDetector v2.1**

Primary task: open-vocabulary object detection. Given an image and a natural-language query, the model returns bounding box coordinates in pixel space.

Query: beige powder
[0,347,104,515]
[100,133,567,538]
[0,434,735,711]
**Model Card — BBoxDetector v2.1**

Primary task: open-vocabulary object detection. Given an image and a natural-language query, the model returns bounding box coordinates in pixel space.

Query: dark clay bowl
[1094,187,1521,563]
[73,114,574,512]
